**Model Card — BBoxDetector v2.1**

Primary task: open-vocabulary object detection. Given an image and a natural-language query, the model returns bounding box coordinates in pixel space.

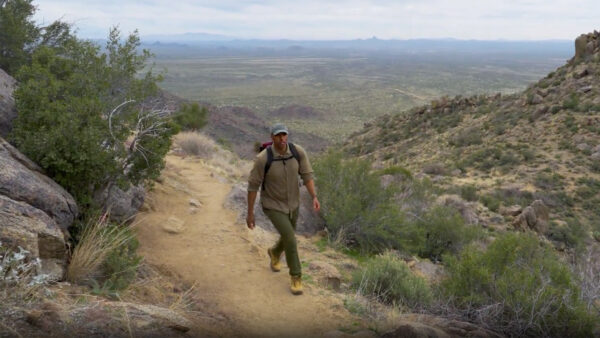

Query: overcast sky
[33,0,599,41]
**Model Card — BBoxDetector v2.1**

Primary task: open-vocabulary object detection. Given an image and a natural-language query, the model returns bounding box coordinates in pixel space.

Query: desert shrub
[463,145,523,172]
[460,184,478,201]
[547,218,587,251]
[314,151,409,253]
[442,232,596,337]
[175,131,216,158]
[98,226,142,292]
[377,165,412,179]
[480,194,501,212]
[449,127,483,147]
[352,251,432,308]
[534,172,564,190]
[413,206,479,261]
[591,159,600,173]
[172,103,208,131]
[550,105,561,114]
[423,162,447,176]
[562,93,580,111]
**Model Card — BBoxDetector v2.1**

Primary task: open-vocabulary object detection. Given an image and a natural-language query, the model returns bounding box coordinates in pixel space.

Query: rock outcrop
[0,136,78,280]
[574,31,600,62]
[383,314,503,338]
[225,182,325,235]
[93,183,145,223]
[512,200,549,234]
[0,68,17,137]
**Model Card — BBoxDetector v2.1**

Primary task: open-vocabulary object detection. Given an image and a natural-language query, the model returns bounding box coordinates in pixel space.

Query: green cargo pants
[263,208,301,277]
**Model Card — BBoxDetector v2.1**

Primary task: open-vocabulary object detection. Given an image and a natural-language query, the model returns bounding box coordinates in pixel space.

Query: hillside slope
[343,31,600,241]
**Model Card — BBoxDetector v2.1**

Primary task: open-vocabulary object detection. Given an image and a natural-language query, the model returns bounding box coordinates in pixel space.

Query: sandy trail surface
[135,154,360,337]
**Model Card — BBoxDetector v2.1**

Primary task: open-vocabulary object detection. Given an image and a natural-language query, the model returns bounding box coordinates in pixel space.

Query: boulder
[0,68,17,137]
[297,187,326,235]
[0,195,66,281]
[225,183,325,236]
[530,93,543,105]
[0,137,78,232]
[437,195,479,225]
[575,34,591,60]
[499,205,522,217]
[512,200,549,233]
[382,314,503,338]
[93,183,145,223]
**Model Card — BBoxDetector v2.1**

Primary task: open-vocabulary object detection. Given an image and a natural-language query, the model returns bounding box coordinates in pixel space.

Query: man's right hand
[246,213,255,229]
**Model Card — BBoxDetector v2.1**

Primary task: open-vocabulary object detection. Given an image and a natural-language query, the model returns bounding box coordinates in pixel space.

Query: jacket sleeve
[248,152,265,192]
[296,145,314,184]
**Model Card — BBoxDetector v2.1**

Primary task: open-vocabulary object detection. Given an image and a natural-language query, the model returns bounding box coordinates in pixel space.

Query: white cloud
[33,0,600,40]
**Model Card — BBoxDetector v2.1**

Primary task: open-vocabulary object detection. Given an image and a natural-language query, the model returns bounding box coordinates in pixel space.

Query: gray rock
[93,183,145,223]
[0,137,78,232]
[591,152,600,160]
[512,200,549,234]
[0,68,17,138]
[578,85,593,94]
[0,195,66,281]
[297,187,326,235]
[225,183,325,236]
[577,143,591,152]
[225,183,274,232]
[438,195,479,225]
[530,93,544,105]
[382,314,503,338]
[593,145,600,153]
[500,205,522,217]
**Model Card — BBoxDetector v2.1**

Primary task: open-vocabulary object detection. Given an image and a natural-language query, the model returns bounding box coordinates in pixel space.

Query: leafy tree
[11,27,175,211]
[0,0,38,73]
[0,0,75,75]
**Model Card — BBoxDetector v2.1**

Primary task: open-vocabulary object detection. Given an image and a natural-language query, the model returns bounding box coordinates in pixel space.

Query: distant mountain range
[140,33,573,55]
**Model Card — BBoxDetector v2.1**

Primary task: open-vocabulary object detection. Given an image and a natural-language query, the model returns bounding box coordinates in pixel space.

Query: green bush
[413,206,479,261]
[173,103,208,131]
[377,165,412,179]
[10,28,175,212]
[99,226,142,292]
[480,194,501,212]
[442,233,596,337]
[562,93,580,111]
[314,151,407,253]
[352,251,432,308]
[460,184,478,201]
[546,218,587,251]
[449,128,483,147]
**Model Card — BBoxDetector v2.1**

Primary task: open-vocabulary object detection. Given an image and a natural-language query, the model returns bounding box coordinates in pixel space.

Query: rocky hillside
[343,31,600,243]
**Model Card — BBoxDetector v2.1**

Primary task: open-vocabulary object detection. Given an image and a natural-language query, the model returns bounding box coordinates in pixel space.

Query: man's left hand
[313,197,321,212]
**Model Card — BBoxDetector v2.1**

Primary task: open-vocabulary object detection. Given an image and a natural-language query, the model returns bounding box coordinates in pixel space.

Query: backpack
[258,142,301,191]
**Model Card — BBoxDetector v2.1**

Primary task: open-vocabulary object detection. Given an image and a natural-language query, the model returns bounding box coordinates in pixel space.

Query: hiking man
[246,123,320,295]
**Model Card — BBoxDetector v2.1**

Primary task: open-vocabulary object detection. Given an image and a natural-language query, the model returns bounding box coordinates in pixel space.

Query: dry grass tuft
[66,213,133,284]
[175,131,216,158]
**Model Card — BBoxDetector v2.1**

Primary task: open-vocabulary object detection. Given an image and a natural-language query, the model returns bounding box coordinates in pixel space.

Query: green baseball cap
[270,123,288,135]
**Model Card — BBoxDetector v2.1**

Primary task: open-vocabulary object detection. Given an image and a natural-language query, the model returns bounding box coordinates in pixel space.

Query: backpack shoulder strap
[261,143,301,191]
[262,147,273,191]
[288,142,301,162]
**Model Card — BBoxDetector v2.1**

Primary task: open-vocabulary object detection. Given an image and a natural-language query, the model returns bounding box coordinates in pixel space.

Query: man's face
[271,132,288,150]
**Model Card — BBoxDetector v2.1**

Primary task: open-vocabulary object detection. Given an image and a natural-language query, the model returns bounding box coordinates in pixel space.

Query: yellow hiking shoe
[290,275,303,295]
[267,248,281,272]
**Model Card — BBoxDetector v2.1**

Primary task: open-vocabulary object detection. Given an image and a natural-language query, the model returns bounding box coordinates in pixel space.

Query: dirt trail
[135,154,360,337]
